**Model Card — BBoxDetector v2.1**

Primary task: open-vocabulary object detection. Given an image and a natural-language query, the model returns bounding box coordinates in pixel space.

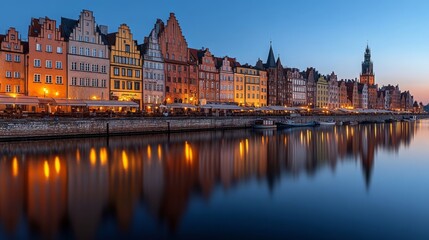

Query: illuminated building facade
[107,24,143,107]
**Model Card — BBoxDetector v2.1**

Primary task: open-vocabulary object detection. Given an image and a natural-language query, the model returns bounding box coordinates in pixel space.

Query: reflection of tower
[360,126,375,189]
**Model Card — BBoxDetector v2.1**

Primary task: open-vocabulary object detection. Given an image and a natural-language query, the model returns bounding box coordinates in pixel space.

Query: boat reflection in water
[0,121,421,239]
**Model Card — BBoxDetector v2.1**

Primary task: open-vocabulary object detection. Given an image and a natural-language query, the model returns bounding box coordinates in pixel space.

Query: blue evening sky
[1,0,428,103]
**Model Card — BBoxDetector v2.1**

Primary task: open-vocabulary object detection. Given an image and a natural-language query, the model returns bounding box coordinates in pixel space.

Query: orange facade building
[0,28,26,96]
[27,17,67,99]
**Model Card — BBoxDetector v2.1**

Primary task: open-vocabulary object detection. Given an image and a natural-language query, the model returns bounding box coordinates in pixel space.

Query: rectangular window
[5,54,12,61]
[99,50,104,58]
[57,47,63,54]
[85,63,90,72]
[127,81,133,90]
[101,79,107,88]
[46,45,52,53]
[79,47,84,55]
[71,77,77,85]
[85,78,90,86]
[134,82,140,91]
[14,72,20,78]
[135,70,140,78]
[15,85,20,93]
[121,81,125,89]
[85,48,90,56]
[114,67,119,76]
[92,49,97,57]
[6,85,11,93]
[34,59,41,67]
[36,44,41,51]
[114,80,120,89]
[71,62,77,70]
[101,66,106,73]
[34,74,41,82]
[56,61,62,69]
[46,60,52,68]
[56,76,63,84]
[14,55,20,62]
[45,75,52,84]
[125,44,130,53]
[71,46,77,54]
[79,78,84,86]
[127,69,132,77]
[5,71,12,78]
[122,68,126,76]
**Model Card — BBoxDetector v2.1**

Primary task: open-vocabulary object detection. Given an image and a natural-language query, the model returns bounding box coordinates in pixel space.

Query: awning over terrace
[0,95,40,105]
[200,104,243,110]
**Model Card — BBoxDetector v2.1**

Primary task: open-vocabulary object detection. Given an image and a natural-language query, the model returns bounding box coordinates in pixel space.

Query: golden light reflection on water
[122,150,129,170]
[76,149,81,163]
[157,144,162,160]
[90,148,97,166]
[100,148,108,165]
[185,141,193,164]
[12,157,18,177]
[55,156,60,174]
[44,161,49,179]
[147,145,152,159]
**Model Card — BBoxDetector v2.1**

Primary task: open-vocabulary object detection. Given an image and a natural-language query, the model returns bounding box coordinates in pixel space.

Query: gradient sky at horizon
[1,0,428,103]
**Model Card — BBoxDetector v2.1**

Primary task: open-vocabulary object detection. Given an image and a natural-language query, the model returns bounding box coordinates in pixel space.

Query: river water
[0,120,428,239]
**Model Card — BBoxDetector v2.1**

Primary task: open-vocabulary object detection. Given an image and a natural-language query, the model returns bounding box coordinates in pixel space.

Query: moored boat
[252,119,277,129]
[343,121,359,126]
[276,120,316,129]
[315,120,336,126]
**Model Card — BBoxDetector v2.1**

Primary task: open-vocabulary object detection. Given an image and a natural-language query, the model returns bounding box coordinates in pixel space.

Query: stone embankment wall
[0,114,427,141]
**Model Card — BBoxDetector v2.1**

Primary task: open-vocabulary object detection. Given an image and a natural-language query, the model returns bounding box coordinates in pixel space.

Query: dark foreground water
[0,120,428,239]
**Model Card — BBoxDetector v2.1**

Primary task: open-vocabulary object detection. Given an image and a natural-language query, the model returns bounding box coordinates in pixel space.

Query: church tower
[360,45,375,86]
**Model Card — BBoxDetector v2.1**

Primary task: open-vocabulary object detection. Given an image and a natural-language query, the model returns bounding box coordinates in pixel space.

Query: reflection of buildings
[0,122,419,237]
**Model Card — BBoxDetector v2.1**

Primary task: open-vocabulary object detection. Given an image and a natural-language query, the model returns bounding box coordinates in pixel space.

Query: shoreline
[1,114,428,142]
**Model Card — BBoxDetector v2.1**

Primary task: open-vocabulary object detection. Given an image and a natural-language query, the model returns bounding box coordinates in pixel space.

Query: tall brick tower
[360,45,375,85]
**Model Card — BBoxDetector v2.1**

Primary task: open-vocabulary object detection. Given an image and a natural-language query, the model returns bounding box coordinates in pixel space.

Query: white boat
[252,119,277,129]
[316,120,336,126]
[276,119,316,128]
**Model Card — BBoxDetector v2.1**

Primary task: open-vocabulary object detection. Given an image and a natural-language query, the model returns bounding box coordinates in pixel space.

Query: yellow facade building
[233,64,267,107]
[316,76,329,108]
[107,24,143,108]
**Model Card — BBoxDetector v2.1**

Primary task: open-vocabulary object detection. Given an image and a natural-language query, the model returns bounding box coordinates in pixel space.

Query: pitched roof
[28,18,43,37]
[60,17,78,41]
[106,33,117,46]
[188,48,199,64]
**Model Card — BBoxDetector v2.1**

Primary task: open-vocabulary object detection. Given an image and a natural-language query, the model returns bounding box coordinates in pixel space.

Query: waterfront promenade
[1,114,428,141]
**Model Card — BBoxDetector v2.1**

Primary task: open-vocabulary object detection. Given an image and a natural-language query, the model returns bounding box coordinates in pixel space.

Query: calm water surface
[0,120,428,239]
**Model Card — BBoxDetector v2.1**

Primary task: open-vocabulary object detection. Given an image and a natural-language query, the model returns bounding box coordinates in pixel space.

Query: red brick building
[158,13,197,104]
[195,48,219,103]
[28,17,67,99]
[0,27,27,96]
